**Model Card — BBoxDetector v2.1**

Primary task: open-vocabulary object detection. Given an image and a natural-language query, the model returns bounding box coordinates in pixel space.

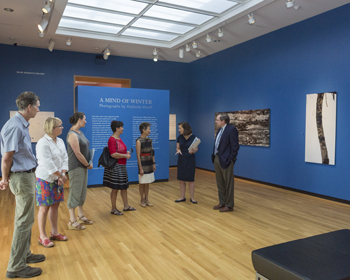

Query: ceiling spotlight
[179,48,184,59]
[248,13,255,25]
[38,18,48,32]
[153,55,158,62]
[153,48,158,56]
[104,47,111,56]
[286,0,295,8]
[38,31,44,38]
[185,44,190,52]
[103,53,109,60]
[42,1,51,13]
[48,39,55,52]
[66,38,72,46]
[218,28,224,38]
[196,50,201,58]
[206,34,212,43]
[192,41,197,49]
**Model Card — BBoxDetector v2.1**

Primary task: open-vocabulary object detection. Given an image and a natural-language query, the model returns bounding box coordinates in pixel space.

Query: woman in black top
[175,121,198,204]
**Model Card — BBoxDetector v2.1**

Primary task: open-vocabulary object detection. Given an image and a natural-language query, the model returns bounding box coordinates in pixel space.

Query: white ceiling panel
[132,18,194,34]
[158,0,237,14]
[143,5,213,25]
[59,18,123,34]
[68,0,148,14]
[122,28,179,41]
[62,6,134,25]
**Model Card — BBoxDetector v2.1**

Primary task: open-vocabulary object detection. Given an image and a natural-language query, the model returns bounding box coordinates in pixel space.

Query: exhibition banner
[76,86,169,186]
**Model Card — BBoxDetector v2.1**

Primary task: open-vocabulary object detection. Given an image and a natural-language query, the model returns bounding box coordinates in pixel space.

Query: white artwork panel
[305,92,336,165]
[169,114,176,140]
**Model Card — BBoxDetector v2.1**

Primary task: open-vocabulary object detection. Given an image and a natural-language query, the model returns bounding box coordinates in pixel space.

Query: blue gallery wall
[1,4,350,200]
[0,45,189,166]
[188,4,350,200]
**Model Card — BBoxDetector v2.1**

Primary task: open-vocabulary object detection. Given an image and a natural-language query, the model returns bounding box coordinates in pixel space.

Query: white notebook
[188,137,201,152]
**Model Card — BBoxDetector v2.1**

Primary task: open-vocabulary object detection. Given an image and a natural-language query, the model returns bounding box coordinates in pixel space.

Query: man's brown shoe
[219,206,234,212]
[213,204,225,210]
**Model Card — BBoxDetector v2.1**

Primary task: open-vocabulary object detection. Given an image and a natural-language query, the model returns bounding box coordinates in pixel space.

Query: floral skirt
[36,178,64,206]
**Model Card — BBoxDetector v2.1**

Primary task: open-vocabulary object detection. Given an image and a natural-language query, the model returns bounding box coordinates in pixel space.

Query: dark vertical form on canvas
[316,93,329,164]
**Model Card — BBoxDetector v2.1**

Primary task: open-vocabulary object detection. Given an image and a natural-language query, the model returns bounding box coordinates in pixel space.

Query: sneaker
[26,253,46,263]
[6,266,42,278]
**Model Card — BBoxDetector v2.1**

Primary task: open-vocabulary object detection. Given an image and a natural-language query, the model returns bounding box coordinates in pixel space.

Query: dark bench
[251,229,350,280]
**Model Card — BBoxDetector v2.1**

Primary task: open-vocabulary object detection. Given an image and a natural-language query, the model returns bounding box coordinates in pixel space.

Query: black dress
[177,134,196,182]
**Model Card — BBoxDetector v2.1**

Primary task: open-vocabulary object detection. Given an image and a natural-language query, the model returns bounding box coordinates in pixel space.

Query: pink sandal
[38,237,54,248]
[50,233,68,241]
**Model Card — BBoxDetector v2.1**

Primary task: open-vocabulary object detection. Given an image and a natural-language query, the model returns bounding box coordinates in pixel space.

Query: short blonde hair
[44,117,62,135]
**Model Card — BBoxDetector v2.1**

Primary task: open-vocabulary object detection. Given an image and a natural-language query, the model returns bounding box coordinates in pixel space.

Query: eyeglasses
[54,125,63,128]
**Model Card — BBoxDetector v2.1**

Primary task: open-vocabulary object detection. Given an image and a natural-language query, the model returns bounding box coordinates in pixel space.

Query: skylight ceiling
[56,0,267,48]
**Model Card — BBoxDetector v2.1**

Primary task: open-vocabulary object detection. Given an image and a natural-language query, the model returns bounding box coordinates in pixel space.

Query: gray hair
[16,91,40,111]
[218,114,230,124]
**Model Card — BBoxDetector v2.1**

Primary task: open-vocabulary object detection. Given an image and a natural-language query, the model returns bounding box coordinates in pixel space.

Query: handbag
[98,146,117,168]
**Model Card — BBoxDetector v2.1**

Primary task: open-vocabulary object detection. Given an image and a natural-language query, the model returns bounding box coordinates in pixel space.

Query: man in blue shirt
[0,91,45,278]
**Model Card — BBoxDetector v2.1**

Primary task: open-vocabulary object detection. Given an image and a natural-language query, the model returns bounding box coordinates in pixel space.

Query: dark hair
[218,114,230,124]
[16,91,40,111]
[178,121,192,136]
[139,122,151,133]
[69,112,85,124]
[111,120,124,132]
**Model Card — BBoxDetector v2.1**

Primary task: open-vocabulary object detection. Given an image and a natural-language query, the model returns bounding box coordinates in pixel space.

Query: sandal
[146,201,153,207]
[50,233,68,241]
[68,220,85,230]
[111,209,123,215]
[77,215,93,225]
[38,237,54,248]
[123,206,136,211]
[140,202,146,207]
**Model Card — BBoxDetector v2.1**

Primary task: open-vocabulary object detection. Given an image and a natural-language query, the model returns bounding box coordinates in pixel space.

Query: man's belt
[11,167,36,174]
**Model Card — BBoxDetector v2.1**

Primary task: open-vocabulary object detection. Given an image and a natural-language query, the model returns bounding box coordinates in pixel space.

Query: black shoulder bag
[98,140,118,168]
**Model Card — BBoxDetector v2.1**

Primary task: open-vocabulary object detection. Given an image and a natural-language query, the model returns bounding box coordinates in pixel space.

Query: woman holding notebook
[175,121,198,204]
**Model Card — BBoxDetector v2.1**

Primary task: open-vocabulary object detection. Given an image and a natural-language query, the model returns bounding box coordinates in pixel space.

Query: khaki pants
[7,172,36,272]
[214,155,235,208]
[67,167,88,209]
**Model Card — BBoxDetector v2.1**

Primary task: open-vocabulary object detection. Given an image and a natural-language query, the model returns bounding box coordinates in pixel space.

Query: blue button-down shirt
[214,124,226,155]
[0,112,37,172]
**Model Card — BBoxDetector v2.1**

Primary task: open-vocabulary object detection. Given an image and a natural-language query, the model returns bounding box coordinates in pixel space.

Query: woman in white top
[35,117,68,248]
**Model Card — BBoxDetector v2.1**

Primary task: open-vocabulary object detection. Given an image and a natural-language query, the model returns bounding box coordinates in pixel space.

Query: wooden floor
[1,168,349,279]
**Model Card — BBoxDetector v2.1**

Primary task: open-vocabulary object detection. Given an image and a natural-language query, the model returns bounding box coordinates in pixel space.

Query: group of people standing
[102,120,156,215]
[0,92,97,278]
[174,115,239,213]
[0,91,239,279]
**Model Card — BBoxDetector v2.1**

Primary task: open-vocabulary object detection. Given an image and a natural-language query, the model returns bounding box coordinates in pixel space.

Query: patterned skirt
[36,178,64,206]
[103,164,129,190]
